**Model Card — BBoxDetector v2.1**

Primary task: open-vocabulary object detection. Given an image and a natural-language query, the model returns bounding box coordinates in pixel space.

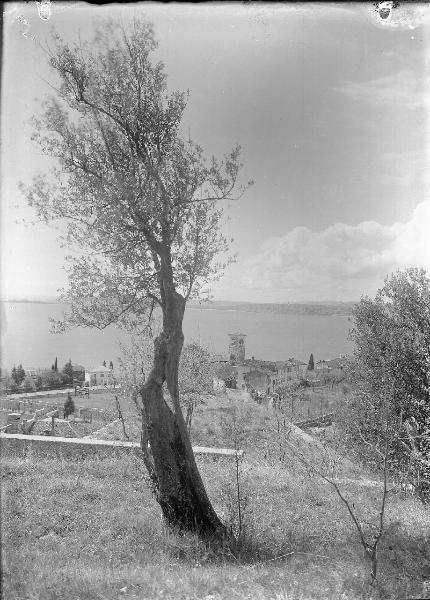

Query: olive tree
[21,19,251,536]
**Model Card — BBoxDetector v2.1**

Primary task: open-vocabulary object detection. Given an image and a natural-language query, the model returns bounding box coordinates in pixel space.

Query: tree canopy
[179,342,214,431]
[21,19,250,331]
[348,268,430,501]
[11,364,26,386]
[62,359,74,383]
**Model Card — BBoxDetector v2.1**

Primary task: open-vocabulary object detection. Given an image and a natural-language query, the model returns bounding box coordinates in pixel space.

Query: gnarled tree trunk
[139,288,227,538]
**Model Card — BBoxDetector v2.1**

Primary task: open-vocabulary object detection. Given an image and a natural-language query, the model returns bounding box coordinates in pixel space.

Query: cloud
[334,70,429,111]
[242,200,430,301]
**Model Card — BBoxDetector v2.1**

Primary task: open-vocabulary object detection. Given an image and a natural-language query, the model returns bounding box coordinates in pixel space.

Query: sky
[2,2,430,303]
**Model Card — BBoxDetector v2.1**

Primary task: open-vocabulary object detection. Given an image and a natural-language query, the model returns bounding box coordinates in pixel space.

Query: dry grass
[0,390,118,434]
[2,388,429,599]
[2,442,429,600]
[0,388,118,412]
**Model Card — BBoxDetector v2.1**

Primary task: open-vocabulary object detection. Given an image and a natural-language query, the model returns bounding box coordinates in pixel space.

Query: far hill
[2,298,357,316]
[188,300,356,316]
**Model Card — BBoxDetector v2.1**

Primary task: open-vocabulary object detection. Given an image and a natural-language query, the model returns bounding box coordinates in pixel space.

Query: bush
[40,369,69,390]
[345,268,430,502]
[63,394,75,419]
[22,378,33,393]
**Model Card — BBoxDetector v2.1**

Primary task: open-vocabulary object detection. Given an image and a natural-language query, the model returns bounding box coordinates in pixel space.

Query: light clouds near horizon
[2,2,429,302]
[238,200,430,302]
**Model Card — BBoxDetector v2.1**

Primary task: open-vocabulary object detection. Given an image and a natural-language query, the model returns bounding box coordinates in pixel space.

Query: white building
[315,359,330,371]
[23,367,39,380]
[85,365,115,386]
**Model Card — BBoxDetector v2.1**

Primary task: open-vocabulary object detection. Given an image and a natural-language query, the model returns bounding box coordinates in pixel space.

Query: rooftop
[277,358,307,368]
[209,354,229,363]
[243,359,277,372]
[326,357,348,369]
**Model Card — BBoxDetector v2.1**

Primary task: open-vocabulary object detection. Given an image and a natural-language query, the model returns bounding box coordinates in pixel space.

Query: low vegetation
[2,444,429,600]
[1,359,86,394]
[2,387,429,600]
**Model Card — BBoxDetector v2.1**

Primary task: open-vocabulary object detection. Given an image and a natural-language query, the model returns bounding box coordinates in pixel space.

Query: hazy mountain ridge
[2,298,356,316]
[1,298,59,304]
[189,300,356,316]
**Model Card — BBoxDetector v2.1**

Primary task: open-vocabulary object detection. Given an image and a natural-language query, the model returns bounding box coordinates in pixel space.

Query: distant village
[3,332,348,398]
[212,333,348,397]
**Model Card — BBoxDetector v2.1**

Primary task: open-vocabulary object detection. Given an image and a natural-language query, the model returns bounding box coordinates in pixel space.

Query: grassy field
[2,388,430,600]
[2,452,429,600]
[0,388,117,412]
[0,383,341,433]
[105,387,347,456]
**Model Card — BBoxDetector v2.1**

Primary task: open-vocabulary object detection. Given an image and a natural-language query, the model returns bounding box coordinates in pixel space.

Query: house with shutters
[315,359,330,371]
[85,365,115,386]
[316,356,348,373]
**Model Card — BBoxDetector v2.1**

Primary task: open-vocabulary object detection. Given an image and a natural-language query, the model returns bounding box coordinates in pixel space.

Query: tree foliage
[179,342,214,432]
[40,369,67,389]
[346,268,430,501]
[22,19,249,330]
[22,378,33,393]
[214,363,237,389]
[116,326,214,432]
[64,393,75,418]
[179,342,214,395]
[11,364,26,386]
[62,359,74,383]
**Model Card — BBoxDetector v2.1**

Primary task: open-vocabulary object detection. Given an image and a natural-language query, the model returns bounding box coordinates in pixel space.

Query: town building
[209,354,229,364]
[315,359,330,371]
[244,367,277,395]
[326,357,347,370]
[218,334,350,397]
[316,356,348,374]
[276,358,307,382]
[220,334,311,394]
[23,367,39,380]
[85,365,115,386]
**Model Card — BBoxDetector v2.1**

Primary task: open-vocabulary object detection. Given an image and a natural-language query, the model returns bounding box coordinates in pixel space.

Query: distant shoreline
[1,299,59,305]
[188,300,356,317]
[1,299,355,317]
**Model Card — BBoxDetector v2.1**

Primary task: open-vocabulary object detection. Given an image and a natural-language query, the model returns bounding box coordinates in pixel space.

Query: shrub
[63,393,75,419]
[346,268,430,502]
[22,378,33,393]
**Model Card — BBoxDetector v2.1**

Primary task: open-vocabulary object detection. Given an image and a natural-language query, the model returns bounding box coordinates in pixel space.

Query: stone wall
[1,433,243,460]
[0,433,141,459]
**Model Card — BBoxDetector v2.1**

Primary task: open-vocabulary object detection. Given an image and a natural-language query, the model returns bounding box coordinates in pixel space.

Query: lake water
[1,302,353,370]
